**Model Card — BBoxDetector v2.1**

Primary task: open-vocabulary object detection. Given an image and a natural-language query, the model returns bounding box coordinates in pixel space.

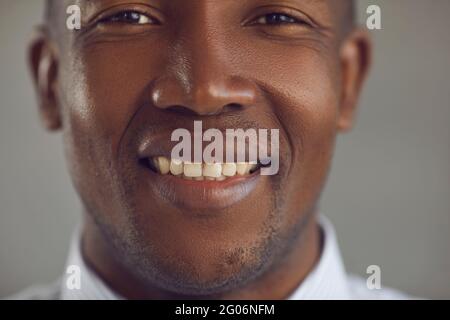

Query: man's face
[34,0,368,295]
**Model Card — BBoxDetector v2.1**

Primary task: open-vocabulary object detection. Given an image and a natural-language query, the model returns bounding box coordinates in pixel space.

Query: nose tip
[151,75,258,116]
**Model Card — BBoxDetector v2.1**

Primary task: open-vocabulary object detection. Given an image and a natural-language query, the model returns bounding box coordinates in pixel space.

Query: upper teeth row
[151,157,258,180]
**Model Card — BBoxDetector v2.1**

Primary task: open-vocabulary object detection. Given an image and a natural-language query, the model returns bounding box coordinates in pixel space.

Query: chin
[145,256,268,297]
[117,224,277,297]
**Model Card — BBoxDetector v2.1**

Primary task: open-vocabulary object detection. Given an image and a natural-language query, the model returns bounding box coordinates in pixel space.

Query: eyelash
[100,10,159,25]
[98,10,305,28]
[252,13,304,26]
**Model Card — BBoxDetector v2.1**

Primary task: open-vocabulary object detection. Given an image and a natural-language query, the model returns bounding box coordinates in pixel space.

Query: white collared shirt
[7,215,411,300]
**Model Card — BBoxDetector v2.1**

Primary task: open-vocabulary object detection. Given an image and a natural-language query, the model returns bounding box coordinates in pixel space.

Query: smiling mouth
[141,156,266,181]
[138,156,267,211]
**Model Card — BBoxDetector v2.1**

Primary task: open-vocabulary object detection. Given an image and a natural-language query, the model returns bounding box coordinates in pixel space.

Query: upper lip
[137,130,273,164]
[138,137,179,161]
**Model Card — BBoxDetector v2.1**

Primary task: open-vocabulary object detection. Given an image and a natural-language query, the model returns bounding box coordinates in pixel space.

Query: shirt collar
[61,215,350,300]
[60,225,122,300]
[287,215,351,299]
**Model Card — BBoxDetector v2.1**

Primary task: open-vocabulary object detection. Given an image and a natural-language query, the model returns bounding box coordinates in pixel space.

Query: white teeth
[203,163,222,178]
[236,163,248,175]
[184,162,203,177]
[151,157,258,181]
[170,159,183,176]
[222,163,237,177]
[236,162,257,175]
[154,156,170,174]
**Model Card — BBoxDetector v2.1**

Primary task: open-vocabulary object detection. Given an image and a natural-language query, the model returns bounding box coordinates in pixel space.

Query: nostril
[222,103,243,114]
[200,102,243,116]
[161,103,243,117]
[163,105,200,116]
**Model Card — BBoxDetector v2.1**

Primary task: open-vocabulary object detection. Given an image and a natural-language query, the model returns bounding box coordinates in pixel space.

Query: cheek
[241,46,340,217]
[284,56,339,215]
[58,43,164,222]
[245,46,340,159]
[235,39,340,143]
[61,41,165,155]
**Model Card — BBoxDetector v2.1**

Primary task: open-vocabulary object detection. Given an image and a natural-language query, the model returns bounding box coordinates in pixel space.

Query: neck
[81,212,322,300]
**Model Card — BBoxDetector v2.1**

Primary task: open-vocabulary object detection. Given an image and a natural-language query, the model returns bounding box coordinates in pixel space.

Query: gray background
[1,0,449,299]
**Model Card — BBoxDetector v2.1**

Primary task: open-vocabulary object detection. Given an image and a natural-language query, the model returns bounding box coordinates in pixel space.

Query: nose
[150,34,258,116]
[151,75,257,116]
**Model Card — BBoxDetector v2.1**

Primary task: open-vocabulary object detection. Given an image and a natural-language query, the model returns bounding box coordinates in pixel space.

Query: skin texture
[29,0,371,299]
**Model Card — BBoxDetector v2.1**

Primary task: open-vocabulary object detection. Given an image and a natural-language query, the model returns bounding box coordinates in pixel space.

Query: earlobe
[28,27,62,131]
[337,28,372,132]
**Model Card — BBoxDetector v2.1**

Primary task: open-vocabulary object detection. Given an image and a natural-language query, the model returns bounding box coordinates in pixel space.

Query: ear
[28,27,62,131]
[337,28,372,132]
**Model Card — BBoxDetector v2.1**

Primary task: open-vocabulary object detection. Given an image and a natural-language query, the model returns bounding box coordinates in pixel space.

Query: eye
[100,10,159,25]
[253,13,301,26]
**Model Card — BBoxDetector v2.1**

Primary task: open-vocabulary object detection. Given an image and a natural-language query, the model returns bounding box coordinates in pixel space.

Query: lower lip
[141,166,262,212]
